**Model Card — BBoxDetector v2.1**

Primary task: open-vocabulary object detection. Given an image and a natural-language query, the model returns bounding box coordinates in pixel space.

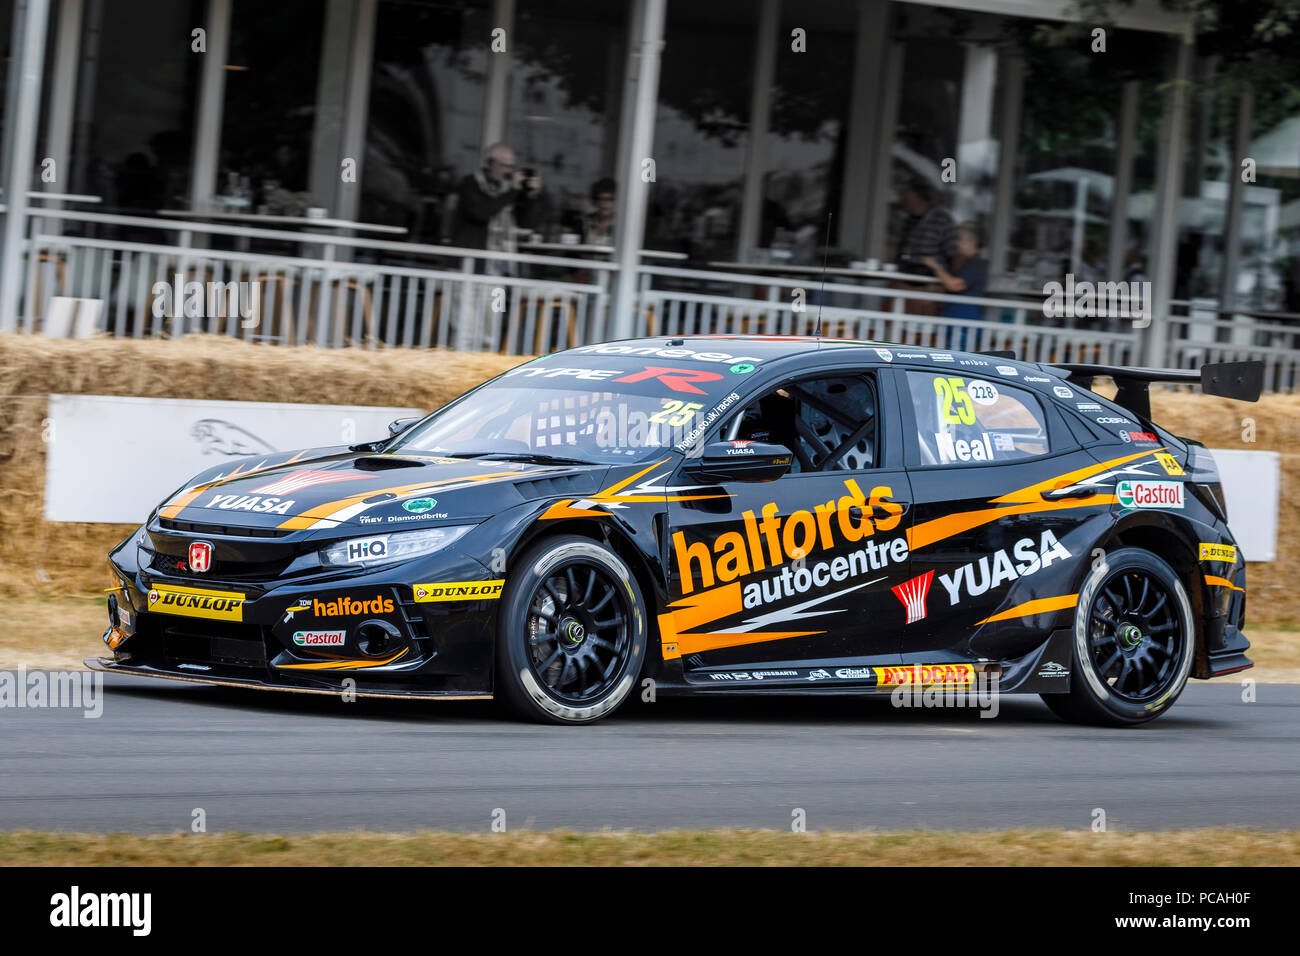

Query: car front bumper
[103,531,502,696]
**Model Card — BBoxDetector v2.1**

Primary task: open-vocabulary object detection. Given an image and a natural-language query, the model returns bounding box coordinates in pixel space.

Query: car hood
[155,448,606,532]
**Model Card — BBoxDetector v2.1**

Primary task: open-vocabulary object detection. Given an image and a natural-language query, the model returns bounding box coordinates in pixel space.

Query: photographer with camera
[451,142,542,270]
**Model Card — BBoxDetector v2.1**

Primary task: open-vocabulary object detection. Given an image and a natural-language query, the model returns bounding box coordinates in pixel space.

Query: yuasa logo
[938,531,1071,606]
[346,536,388,562]
[292,629,346,647]
[1116,480,1184,510]
[203,494,295,514]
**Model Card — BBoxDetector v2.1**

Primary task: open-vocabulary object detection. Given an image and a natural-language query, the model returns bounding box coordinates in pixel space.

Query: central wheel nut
[562,619,586,645]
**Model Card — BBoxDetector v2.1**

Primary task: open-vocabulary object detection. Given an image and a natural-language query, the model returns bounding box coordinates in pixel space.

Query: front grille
[150,550,298,581]
[159,518,294,539]
[147,524,308,580]
[161,620,269,670]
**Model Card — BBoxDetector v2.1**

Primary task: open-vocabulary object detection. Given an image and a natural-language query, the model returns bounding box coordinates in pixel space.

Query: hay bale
[2,334,1296,625]
[0,334,526,595]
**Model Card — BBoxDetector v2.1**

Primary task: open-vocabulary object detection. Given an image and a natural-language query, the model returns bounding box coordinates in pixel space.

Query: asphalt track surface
[1,675,1297,833]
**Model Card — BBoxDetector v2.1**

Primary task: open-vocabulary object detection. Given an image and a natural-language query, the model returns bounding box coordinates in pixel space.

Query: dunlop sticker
[1198,542,1238,564]
[147,584,246,622]
[413,580,505,603]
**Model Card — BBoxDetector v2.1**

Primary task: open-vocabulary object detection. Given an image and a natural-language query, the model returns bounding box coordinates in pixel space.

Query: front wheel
[1043,546,1195,726]
[495,535,647,724]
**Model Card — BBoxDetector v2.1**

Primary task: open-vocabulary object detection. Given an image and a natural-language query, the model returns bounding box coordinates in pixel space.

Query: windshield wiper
[478,452,593,466]
[417,449,593,466]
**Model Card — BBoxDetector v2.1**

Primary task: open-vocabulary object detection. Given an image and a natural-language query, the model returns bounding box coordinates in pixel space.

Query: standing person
[896,177,957,273]
[450,142,542,270]
[921,221,988,350]
[583,177,617,246]
[894,177,957,317]
[449,143,541,350]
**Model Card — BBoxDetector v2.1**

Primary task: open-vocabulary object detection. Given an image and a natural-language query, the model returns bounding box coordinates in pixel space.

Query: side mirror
[686,441,794,483]
[388,417,421,438]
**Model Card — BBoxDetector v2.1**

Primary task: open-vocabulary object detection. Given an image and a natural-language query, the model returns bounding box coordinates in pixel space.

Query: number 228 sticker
[967,380,999,406]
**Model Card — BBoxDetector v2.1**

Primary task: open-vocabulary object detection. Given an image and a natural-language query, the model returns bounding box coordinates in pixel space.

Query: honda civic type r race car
[90,337,1263,725]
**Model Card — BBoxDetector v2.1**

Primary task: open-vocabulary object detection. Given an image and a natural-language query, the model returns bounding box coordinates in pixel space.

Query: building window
[216,0,325,214]
[1238,86,1300,314]
[361,0,492,240]
[647,3,756,259]
[504,0,629,247]
[66,0,203,214]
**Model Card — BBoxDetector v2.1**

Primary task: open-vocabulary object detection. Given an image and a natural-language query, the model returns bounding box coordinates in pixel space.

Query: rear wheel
[1043,546,1194,726]
[495,535,647,724]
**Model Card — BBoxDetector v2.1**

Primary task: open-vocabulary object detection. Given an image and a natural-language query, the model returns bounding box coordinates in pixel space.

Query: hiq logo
[346,536,388,562]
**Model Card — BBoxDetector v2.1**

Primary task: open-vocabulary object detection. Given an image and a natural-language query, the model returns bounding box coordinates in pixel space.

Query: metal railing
[1167,301,1300,392]
[17,208,614,354]
[633,266,1138,366]
[7,208,1300,390]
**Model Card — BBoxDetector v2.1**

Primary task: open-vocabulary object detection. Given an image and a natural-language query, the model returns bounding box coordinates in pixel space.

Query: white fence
[16,209,613,354]
[6,208,1300,389]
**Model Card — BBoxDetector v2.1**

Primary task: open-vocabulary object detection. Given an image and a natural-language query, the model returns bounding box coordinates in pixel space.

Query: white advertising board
[1209,448,1279,562]
[45,395,423,524]
[42,397,1285,562]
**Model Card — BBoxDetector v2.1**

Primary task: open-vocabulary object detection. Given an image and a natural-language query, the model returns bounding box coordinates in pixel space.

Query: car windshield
[388,358,749,464]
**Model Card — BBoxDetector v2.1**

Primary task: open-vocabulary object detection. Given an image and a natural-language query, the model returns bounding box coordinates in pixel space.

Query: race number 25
[934,377,976,425]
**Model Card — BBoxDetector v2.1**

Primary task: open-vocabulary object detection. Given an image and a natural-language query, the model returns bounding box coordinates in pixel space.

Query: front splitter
[84,658,493,701]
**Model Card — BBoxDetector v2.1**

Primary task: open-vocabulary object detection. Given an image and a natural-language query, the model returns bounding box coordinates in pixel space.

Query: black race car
[91,337,1262,725]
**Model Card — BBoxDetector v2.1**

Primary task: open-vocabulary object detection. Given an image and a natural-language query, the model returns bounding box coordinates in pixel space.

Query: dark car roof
[564,335,1062,381]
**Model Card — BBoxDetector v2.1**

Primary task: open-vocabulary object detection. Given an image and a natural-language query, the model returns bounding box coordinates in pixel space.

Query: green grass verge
[2,828,1299,866]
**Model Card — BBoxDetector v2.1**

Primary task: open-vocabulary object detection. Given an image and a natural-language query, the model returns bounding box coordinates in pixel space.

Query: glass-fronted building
[2,0,1297,365]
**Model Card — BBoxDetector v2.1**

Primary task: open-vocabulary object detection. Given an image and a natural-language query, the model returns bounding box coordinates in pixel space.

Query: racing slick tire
[1043,546,1195,726]
[495,535,648,724]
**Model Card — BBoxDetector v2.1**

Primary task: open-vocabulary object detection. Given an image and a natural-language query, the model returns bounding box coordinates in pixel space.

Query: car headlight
[320,526,474,567]
[134,524,153,564]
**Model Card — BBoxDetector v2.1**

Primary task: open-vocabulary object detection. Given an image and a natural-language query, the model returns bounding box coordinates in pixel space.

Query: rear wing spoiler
[1049,360,1264,420]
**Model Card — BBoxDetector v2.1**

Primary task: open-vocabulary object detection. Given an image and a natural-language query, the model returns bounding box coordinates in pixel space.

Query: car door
[894,364,1107,663]
[662,365,913,683]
